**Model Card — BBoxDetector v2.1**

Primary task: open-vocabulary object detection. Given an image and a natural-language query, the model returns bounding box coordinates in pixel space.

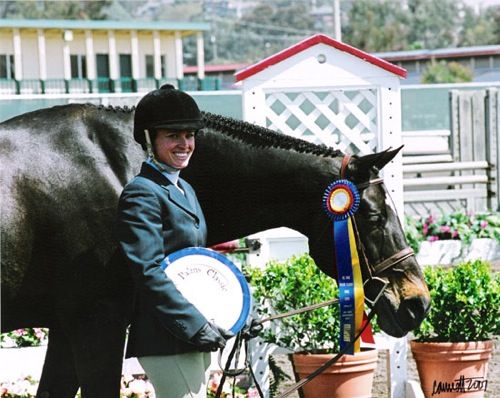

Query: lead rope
[214,307,377,398]
[214,298,340,398]
[274,309,376,398]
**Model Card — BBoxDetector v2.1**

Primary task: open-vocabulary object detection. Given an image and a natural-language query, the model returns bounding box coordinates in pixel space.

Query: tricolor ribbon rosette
[323,179,365,354]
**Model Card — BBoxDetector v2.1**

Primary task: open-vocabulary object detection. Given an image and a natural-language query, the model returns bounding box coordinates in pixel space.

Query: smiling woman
[153,130,196,170]
[117,84,232,398]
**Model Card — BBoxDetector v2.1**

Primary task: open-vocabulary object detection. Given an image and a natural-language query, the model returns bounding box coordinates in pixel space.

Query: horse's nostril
[399,296,428,328]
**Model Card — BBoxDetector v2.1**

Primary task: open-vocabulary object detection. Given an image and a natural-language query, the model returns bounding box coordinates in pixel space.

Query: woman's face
[153,129,195,169]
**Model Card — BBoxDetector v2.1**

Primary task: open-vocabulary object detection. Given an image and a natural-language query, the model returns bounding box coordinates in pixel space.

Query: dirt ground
[271,337,499,397]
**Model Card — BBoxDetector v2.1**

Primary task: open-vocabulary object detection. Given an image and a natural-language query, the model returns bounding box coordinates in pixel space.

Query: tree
[459,6,497,47]
[228,1,316,63]
[343,0,410,52]
[421,60,473,84]
[1,0,112,20]
[491,6,500,44]
[406,0,463,49]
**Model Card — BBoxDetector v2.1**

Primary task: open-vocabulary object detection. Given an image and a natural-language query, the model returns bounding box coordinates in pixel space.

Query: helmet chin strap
[144,129,180,174]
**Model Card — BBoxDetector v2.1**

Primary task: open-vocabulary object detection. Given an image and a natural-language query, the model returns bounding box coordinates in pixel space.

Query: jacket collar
[138,162,198,219]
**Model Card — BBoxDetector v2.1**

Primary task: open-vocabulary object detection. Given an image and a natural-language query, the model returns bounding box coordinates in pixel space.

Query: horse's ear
[347,146,403,178]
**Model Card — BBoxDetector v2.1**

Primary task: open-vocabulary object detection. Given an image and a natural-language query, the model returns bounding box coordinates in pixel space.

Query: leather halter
[339,154,415,306]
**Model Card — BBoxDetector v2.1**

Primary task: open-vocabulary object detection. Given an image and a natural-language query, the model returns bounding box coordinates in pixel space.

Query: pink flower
[13,329,26,337]
[440,226,451,233]
[480,220,488,229]
[248,387,260,398]
[452,230,459,238]
[422,224,429,235]
[427,236,439,242]
[208,373,222,392]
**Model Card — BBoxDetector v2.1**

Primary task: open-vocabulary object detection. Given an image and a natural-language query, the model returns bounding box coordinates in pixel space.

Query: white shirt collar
[146,158,181,188]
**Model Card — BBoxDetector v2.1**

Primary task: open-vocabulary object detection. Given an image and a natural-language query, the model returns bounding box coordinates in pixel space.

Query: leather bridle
[341,154,415,308]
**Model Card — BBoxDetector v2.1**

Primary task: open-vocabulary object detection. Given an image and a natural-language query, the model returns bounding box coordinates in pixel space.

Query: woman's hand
[190,322,234,352]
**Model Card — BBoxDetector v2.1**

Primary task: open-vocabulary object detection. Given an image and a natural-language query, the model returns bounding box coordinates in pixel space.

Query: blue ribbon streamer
[333,219,356,354]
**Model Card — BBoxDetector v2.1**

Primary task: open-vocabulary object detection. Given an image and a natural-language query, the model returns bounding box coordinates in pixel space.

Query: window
[161,55,167,77]
[96,54,111,93]
[96,54,110,78]
[70,54,87,79]
[400,61,417,73]
[474,56,490,69]
[119,54,132,77]
[145,54,167,78]
[0,54,15,79]
[145,55,154,77]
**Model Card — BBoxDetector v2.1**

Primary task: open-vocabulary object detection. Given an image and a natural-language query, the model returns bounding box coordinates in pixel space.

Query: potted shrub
[247,253,378,398]
[410,259,500,398]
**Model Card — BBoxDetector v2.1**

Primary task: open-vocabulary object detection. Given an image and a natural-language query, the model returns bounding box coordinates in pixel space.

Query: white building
[0,19,212,94]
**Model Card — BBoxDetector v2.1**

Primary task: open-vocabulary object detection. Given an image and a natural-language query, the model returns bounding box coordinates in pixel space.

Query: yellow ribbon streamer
[348,218,364,353]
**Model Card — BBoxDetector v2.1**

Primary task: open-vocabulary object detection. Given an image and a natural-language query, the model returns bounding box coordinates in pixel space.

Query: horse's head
[345,147,430,337]
[309,147,430,337]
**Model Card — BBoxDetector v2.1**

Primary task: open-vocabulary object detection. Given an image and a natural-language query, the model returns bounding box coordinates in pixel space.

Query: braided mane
[88,103,342,158]
[95,103,134,113]
[202,112,342,158]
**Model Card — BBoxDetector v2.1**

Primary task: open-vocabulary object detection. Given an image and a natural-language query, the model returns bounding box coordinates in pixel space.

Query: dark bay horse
[0,104,430,397]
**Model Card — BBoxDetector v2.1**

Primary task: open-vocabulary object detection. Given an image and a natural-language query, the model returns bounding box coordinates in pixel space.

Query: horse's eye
[366,213,383,224]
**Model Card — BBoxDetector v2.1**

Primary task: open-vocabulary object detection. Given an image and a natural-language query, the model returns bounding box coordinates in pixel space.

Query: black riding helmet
[133,84,204,148]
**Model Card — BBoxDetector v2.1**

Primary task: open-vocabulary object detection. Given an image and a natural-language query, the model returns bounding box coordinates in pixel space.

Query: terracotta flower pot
[292,348,378,398]
[410,340,493,398]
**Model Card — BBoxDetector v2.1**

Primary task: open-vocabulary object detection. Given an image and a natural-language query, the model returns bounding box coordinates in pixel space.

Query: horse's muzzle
[375,292,430,338]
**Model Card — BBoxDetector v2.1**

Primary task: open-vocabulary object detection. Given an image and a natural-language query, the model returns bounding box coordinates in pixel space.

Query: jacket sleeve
[117,181,206,341]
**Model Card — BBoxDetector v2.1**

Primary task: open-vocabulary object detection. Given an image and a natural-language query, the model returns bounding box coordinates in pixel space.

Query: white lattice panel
[265,89,378,155]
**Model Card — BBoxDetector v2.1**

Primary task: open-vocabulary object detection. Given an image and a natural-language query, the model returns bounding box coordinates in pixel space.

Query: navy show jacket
[117,162,208,358]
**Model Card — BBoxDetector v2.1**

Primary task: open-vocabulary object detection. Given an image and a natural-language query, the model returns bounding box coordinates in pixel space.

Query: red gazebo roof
[235,34,407,82]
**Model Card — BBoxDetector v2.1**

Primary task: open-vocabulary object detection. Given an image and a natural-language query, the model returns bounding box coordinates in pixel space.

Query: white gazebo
[236,34,419,398]
[236,33,407,215]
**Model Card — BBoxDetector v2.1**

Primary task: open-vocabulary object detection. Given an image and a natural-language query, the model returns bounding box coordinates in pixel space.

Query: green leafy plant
[247,253,342,354]
[421,60,473,84]
[404,211,500,253]
[413,259,500,342]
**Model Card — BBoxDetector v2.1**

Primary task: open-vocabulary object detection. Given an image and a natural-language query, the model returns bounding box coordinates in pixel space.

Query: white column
[174,31,184,80]
[196,31,205,80]
[130,30,140,79]
[37,29,47,80]
[153,31,162,79]
[85,30,95,80]
[12,28,23,80]
[108,30,118,79]
[379,82,404,218]
[333,0,342,41]
[241,81,266,126]
[62,36,71,80]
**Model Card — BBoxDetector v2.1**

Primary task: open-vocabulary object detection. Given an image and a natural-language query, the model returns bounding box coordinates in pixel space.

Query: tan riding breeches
[138,352,211,398]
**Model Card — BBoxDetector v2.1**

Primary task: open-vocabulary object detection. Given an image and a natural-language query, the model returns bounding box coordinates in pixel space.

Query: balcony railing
[0,76,223,95]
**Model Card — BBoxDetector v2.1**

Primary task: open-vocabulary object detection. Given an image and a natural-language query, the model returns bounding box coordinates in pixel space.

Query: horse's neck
[190,131,341,243]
